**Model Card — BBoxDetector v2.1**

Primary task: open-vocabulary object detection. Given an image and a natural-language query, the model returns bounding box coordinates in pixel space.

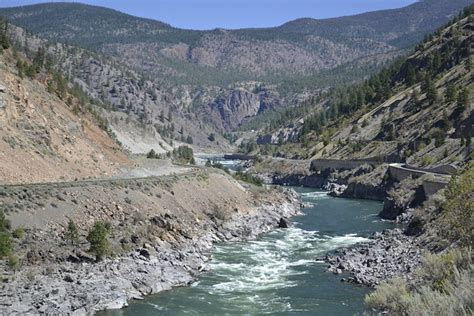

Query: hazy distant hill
[1,0,471,87]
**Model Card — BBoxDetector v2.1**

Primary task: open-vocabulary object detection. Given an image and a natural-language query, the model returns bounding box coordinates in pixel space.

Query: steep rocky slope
[5,25,236,153]
[256,11,473,169]
[0,48,131,184]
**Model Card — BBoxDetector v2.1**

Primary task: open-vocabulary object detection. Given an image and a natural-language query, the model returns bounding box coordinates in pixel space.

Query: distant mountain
[1,0,471,87]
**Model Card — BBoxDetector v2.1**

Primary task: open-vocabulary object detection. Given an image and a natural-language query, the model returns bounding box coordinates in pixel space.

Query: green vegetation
[0,0,467,90]
[0,232,12,258]
[438,163,473,245]
[205,160,230,173]
[7,255,19,271]
[172,146,195,164]
[86,221,110,261]
[233,171,263,187]
[65,219,79,246]
[366,163,474,314]
[366,248,472,315]
[146,149,159,159]
[12,228,25,239]
[0,210,12,258]
[0,17,10,51]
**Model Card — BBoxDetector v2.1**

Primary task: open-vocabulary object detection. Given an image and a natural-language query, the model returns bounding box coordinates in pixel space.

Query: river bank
[0,168,300,314]
[249,157,449,288]
[101,188,395,315]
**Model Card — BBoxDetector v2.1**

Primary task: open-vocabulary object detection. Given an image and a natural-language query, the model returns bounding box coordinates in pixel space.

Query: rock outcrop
[325,229,422,287]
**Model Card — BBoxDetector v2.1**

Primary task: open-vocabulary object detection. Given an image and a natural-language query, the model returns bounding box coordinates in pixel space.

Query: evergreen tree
[422,75,438,104]
[0,18,10,51]
[457,88,469,110]
[405,64,417,86]
[65,219,79,246]
[445,83,457,103]
[87,221,110,261]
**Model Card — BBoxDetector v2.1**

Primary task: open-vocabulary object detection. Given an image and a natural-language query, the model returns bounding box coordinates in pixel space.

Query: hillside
[255,8,473,169]
[0,36,131,184]
[3,24,236,153]
[1,0,471,87]
[0,1,470,135]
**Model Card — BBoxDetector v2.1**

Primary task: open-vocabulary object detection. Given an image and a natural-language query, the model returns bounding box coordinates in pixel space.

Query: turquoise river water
[103,187,394,315]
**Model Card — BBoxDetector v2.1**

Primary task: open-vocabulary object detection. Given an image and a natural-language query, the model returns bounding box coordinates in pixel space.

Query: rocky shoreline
[324,228,422,287]
[2,191,300,315]
[0,170,301,315]
[252,159,427,289]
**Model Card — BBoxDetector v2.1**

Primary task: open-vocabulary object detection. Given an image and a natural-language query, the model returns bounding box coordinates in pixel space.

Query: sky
[0,0,419,30]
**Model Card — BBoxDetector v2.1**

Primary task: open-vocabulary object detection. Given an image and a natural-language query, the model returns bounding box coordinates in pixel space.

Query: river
[102,186,394,315]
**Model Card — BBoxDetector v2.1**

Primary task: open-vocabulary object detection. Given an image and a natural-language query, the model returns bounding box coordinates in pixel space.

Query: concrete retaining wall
[423,180,449,196]
[388,165,426,182]
[404,164,458,176]
[310,158,381,171]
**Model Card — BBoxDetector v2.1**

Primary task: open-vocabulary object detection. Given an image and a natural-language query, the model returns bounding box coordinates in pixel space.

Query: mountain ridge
[1,0,471,84]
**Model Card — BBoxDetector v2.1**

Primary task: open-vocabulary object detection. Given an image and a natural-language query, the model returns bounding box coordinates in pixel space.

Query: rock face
[339,182,386,201]
[1,0,470,138]
[379,177,425,220]
[0,45,132,185]
[257,125,300,145]
[204,88,280,130]
[326,229,422,287]
[2,203,300,315]
[278,217,291,228]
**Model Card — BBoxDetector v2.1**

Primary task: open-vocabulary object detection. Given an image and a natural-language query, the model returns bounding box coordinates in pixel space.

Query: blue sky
[0,0,418,30]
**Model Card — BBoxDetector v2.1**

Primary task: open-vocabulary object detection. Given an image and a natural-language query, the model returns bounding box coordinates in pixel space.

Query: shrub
[65,220,79,246]
[365,277,411,313]
[234,172,263,186]
[172,145,194,164]
[438,164,474,245]
[146,149,158,159]
[208,161,230,173]
[414,249,470,292]
[7,255,19,271]
[86,221,110,261]
[0,233,12,258]
[0,209,11,232]
[421,156,433,166]
[12,228,24,239]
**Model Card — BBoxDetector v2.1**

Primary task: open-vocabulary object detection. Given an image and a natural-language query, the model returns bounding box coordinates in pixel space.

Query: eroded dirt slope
[0,52,132,185]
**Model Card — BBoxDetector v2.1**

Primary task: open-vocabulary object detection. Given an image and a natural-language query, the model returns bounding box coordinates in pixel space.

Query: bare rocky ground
[324,229,422,287]
[0,167,300,314]
[0,46,132,186]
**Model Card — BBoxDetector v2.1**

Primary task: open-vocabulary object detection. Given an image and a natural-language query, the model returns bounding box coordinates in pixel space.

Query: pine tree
[445,83,457,103]
[405,64,417,86]
[65,219,79,246]
[0,18,10,50]
[457,88,469,110]
[87,221,110,261]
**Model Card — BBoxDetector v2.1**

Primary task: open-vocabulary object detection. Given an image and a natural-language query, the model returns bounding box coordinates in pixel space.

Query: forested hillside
[254,6,473,169]
[1,0,470,89]
[1,0,471,146]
